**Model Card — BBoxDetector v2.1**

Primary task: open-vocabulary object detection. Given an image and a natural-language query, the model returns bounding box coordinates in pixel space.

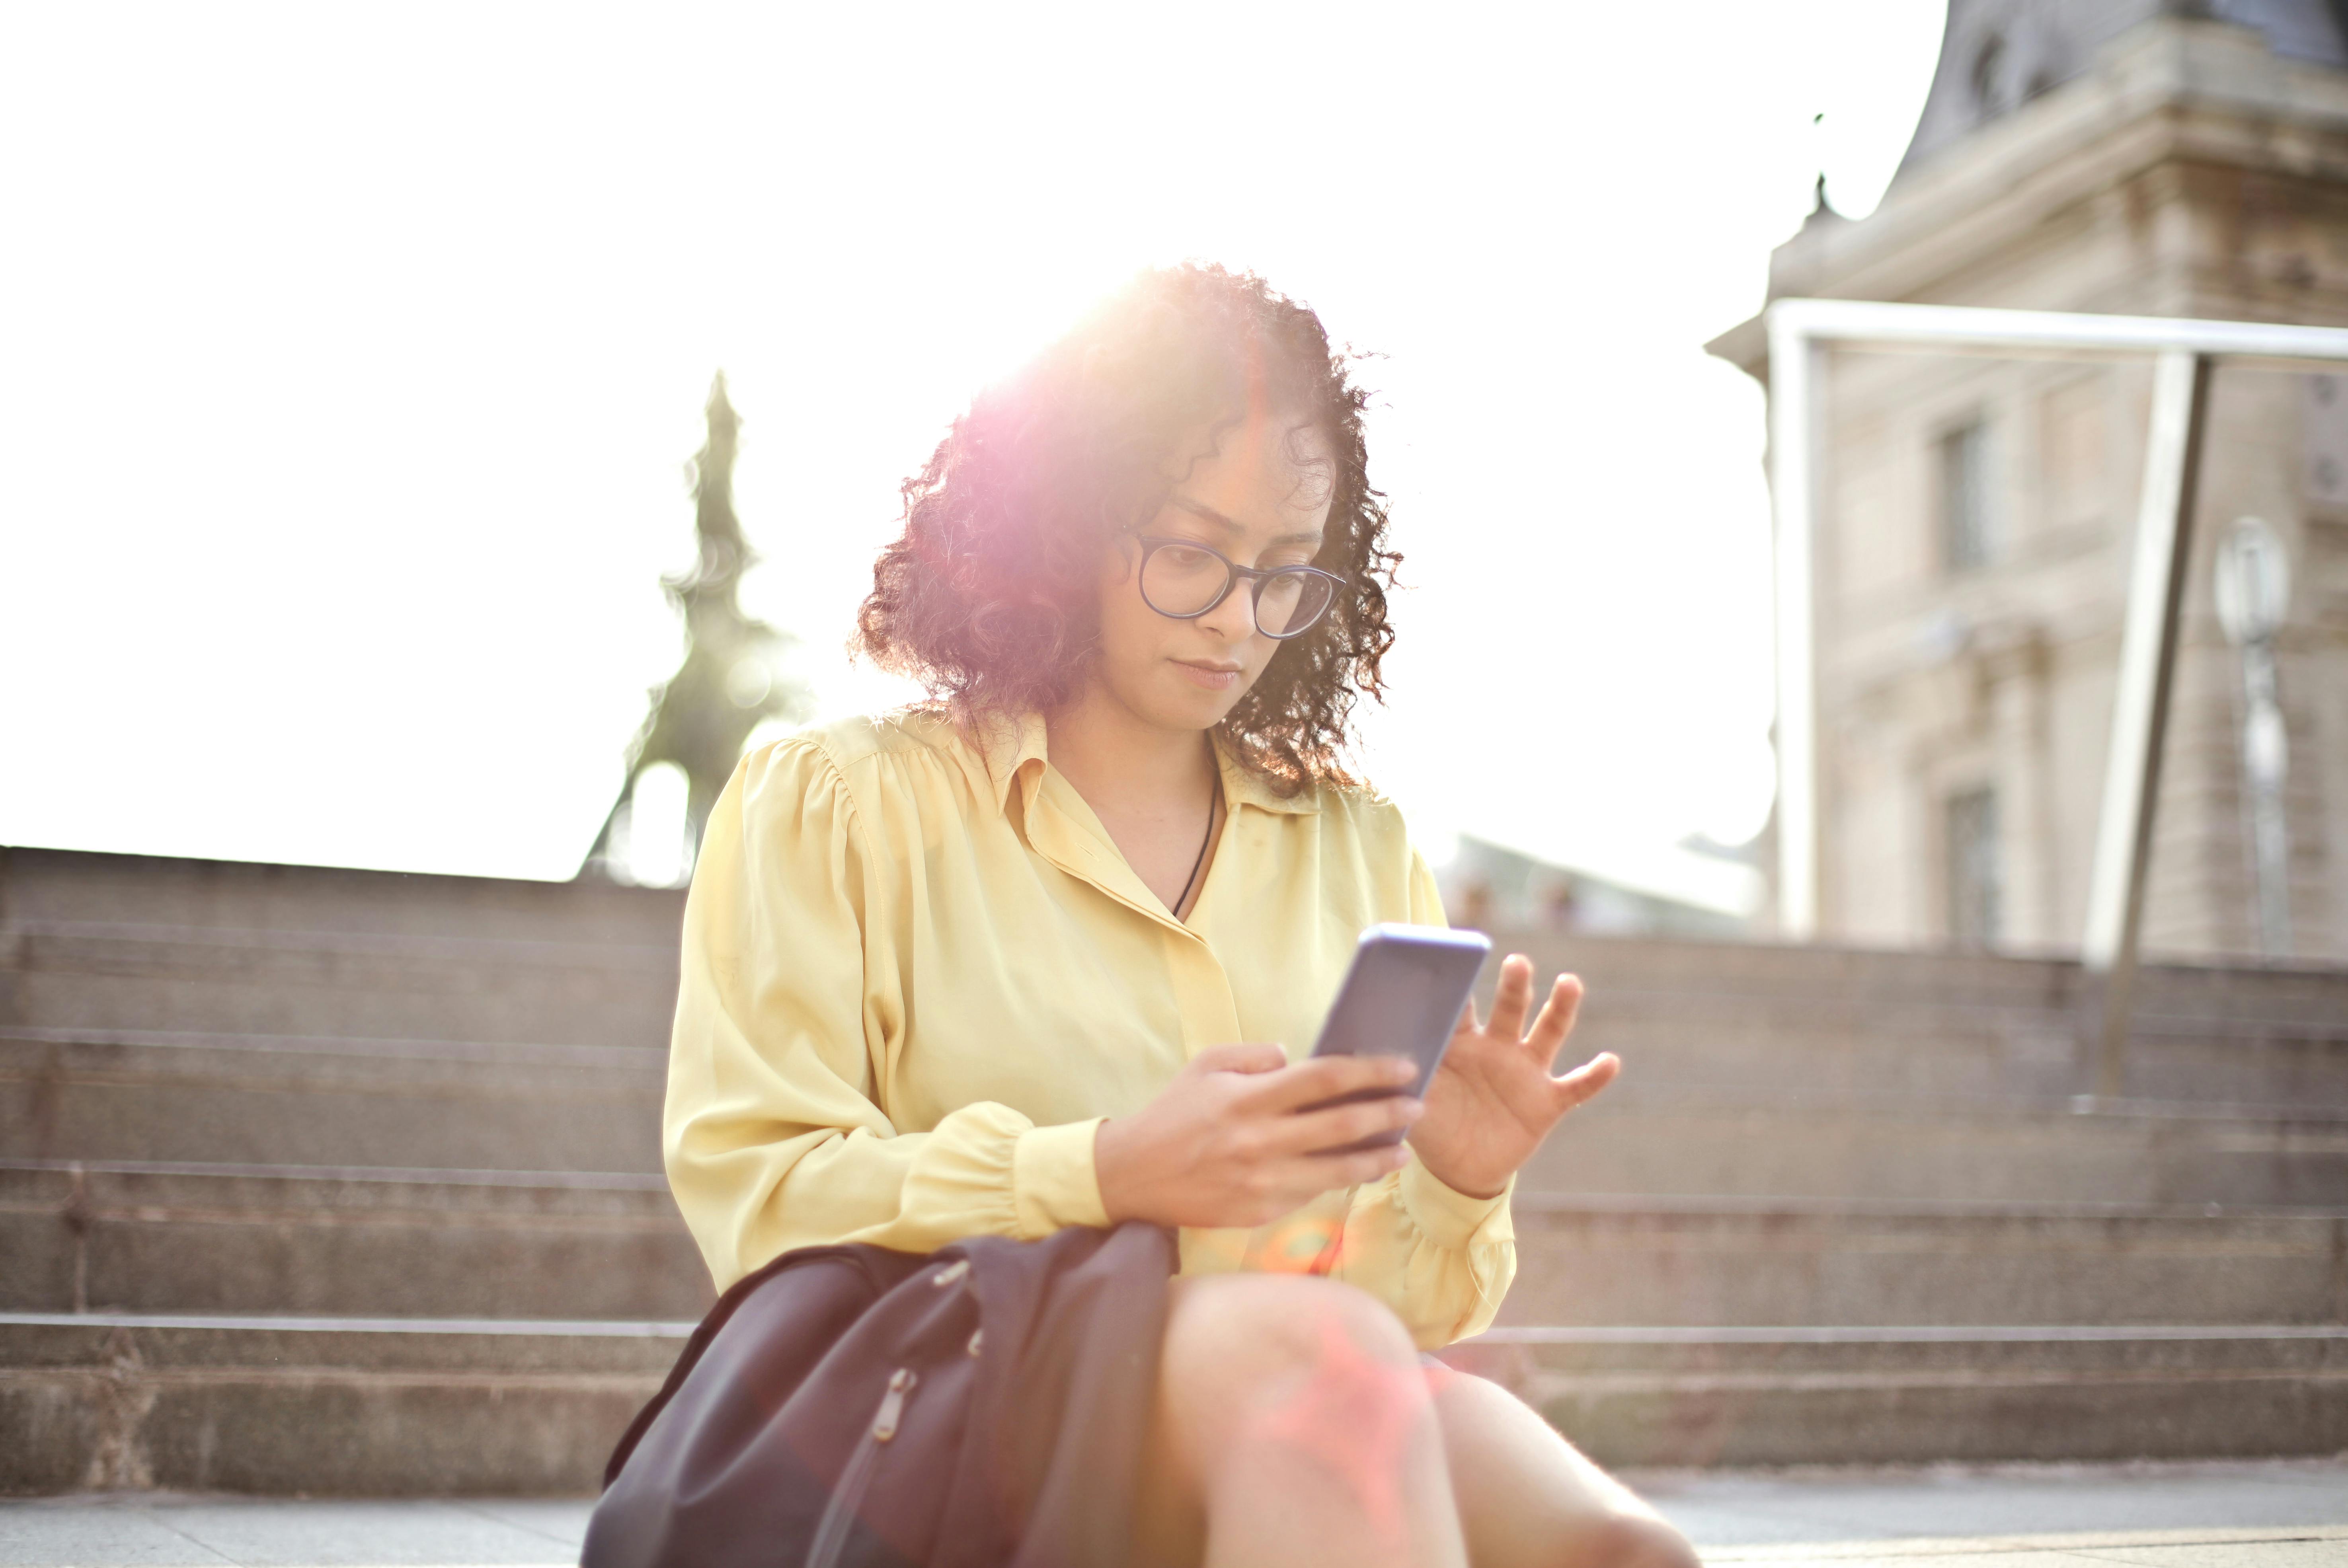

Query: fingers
[1548,1050,1621,1112]
[1301,1142,1414,1189]
[1525,972,1586,1067]
[1480,959,1586,1059]
[1484,954,1536,1041]
[1241,1052,1418,1113]
[1268,1089,1424,1156]
[1188,1042,1289,1076]
[1261,1140,1412,1204]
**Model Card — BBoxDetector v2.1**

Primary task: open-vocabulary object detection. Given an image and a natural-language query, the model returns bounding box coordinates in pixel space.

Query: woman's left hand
[1405,954,1619,1200]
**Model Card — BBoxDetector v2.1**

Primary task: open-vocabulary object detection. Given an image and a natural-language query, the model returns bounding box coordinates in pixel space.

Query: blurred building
[1712,0,2348,960]
[1437,833,1759,939]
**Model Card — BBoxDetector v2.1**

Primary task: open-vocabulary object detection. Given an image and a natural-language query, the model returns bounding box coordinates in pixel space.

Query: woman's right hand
[1092,1044,1426,1229]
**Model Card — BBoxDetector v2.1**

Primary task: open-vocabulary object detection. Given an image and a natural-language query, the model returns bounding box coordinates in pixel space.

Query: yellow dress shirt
[664,708,1515,1348]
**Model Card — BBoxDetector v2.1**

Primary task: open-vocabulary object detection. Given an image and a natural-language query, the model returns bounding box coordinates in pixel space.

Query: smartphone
[1302,923,1493,1151]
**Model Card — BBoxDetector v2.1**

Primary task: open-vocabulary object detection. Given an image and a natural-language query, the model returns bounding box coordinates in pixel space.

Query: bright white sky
[0,3,1944,890]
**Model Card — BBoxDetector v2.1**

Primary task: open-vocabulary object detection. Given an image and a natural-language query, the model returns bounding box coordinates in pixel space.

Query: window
[1946,786,2002,948]
[1940,419,1993,572]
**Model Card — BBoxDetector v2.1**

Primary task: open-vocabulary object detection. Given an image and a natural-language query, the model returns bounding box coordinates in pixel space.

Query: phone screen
[1303,924,1492,1150]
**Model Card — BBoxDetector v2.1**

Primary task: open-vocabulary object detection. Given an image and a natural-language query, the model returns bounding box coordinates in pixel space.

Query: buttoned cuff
[1398,1159,1515,1251]
[1011,1116,1112,1237]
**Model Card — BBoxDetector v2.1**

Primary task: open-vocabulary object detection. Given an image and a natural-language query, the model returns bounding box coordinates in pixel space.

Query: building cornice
[1708,18,2348,379]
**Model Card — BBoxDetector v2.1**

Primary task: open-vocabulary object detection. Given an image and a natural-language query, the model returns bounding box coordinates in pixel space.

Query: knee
[1159,1275,1424,1440]
[1166,1273,1418,1381]
[1573,1512,1701,1568]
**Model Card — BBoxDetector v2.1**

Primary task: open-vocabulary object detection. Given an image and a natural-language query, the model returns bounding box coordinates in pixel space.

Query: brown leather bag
[584,1221,1174,1568]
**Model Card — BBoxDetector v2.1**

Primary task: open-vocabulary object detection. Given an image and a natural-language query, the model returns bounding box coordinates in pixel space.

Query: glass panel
[1257,572,1332,637]
[1140,543,1229,615]
[1255,572,1305,633]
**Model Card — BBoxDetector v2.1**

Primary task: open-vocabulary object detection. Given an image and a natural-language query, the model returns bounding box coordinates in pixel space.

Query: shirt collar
[974,712,1322,819]
[976,711,1052,820]
[1211,733,1323,816]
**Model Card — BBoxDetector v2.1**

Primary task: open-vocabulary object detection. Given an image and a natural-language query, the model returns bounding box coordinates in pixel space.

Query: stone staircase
[0,849,697,1494]
[1465,932,2348,1465]
[2,845,2343,1492]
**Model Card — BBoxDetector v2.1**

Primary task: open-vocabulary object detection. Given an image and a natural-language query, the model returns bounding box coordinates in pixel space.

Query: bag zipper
[803,1367,917,1568]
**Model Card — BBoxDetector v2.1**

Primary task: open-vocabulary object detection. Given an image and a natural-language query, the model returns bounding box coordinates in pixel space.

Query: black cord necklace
[1173,772,1221,917]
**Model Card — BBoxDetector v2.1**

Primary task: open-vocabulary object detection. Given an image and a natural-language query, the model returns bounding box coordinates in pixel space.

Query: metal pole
[1769,297,2348,368]
[1766,318,1824,941]
[1751,300,2348,966]
[2080,349,2213,1097]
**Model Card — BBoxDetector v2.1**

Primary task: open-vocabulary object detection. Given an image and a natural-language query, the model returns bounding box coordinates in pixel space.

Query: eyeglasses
[1131,536,1345,639]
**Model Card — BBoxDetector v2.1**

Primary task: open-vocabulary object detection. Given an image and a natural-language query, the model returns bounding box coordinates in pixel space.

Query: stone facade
[1712,8,2348,961]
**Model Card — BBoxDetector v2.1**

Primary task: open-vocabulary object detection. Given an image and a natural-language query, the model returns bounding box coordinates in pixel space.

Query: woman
[665,265,1697,1568]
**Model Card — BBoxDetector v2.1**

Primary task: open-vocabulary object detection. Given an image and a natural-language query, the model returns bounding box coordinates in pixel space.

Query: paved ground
[1634,1458,2348,1562]
[3,1459,2344,1566]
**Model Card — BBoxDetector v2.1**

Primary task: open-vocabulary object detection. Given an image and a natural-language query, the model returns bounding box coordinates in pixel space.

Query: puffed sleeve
[663,740,1109,1290]
[1326,845,1517,1348]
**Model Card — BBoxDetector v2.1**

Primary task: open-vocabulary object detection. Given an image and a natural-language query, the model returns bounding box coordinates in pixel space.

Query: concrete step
[0,1028,665,1171]
[1561,1012,2348,1108]
[10,864,2343,1110]
[2,921,679,1048]
[6,1150,2337,1333]
[1499,931,2348,1025]
[1441,1325,2348,1467]
[37,845,2333,1041]
[8,1313,2341,1493]
[13,917,2340,1110]
[1500,1196,2348,1328]
[0,1312,680,1495]
[1526,1092,2348,1208]
[0,847,687,947]
[1496,935,2348,1106]
[14,1028,2348,1210]
[0,1160,714,1321]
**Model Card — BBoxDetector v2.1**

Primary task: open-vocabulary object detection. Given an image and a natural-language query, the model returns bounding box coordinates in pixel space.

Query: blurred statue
[579,373,809,882]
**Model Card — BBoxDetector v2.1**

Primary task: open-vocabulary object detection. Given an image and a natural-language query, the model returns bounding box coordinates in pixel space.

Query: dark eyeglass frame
[1130,536,1347,640]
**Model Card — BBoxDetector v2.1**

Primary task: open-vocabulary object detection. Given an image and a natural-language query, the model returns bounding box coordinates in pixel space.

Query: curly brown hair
[855,263,1399,793]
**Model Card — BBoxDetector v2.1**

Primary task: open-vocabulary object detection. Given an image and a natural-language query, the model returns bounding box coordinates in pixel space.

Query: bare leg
[1131,1274,1468,1568]
[1425,1365,1699,1568]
